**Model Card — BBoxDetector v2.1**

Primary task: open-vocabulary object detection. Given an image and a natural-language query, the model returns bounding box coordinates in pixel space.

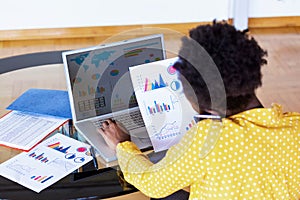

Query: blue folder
[7,88,72,119]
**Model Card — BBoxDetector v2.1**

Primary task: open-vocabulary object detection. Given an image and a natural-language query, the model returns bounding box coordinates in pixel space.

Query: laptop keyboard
[93,109,145,131]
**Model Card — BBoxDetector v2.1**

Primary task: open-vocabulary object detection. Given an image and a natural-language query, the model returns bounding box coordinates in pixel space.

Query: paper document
[129,57,198,152]
[0,111,68,151]
[0,133,93,193]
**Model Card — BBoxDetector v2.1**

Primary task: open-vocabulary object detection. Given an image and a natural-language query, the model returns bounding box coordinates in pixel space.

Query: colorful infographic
[0,134,92,193]
[147,100,171,114]
[144,74,167,91]
[31,175,54,184]
[66,38,165,121]
[28,152,49,163]
[129,57,198,152]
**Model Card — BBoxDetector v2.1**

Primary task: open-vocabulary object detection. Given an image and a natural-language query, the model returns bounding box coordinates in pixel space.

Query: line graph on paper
[7,161,35,176]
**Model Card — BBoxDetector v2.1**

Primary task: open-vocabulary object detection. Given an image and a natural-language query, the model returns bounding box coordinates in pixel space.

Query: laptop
[62,34,166,162]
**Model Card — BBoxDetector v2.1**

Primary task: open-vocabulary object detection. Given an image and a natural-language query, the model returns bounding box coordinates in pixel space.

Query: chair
[0,50,68,74]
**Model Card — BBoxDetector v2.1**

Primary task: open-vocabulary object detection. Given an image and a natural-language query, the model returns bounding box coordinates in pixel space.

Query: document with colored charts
[129,57,198,152]
[0,133,92,193]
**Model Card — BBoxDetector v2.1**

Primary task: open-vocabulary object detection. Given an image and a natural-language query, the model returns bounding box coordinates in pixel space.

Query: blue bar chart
[31,175,54,183]
[147,100,171,114]
[48,142,70,154]
[144,74,167,92]
[28,152,49,163]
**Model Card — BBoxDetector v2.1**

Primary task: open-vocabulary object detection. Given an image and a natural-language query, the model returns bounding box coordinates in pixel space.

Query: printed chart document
[0,133,92,193]
[0,111,68,151]
[129,57,198,152]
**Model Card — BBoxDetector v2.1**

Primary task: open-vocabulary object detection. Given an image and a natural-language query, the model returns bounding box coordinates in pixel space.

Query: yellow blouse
[116,104,300,199]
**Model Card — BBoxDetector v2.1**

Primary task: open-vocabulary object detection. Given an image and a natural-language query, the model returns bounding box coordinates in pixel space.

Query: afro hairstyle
[174,20,268,115]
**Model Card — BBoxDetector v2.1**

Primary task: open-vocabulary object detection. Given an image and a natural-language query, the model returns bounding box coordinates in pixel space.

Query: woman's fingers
[97,127,106,137]
[101,118,116,130]
[102,120,109,129]
[106,118,116,124]
[97,118,129,150]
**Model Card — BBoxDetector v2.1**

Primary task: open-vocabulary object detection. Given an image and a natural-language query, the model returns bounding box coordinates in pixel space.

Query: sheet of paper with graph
[129,57,198,152]
[0,133,92,193]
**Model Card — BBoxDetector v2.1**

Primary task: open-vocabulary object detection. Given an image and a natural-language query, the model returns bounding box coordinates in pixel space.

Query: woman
[98,21,300,199]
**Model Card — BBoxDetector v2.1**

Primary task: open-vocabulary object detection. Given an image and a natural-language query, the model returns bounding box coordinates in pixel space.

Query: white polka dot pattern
[116,104,300,199]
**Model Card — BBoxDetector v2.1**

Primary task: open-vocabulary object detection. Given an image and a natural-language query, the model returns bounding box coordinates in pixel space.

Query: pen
[194,114,221,120]
[89,146,98,170]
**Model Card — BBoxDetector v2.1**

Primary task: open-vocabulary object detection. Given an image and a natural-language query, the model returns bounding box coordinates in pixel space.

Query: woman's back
[187,104,300,199]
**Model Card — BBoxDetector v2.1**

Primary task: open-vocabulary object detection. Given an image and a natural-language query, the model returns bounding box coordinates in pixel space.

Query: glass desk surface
[0,127,140,200]
[0,64,158,199]
[0,27,182,197]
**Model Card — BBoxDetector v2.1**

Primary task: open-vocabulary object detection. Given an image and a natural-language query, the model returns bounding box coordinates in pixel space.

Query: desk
[0,28,185,199]
[0,59,150,199]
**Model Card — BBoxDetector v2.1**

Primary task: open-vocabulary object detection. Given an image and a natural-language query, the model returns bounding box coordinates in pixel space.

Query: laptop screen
[63,35,166,121]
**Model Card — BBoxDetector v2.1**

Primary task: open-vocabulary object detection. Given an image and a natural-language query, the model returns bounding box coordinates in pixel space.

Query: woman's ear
[173,58,184,70]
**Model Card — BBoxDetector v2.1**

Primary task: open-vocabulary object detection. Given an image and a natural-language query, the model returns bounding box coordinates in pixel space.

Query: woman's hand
[97,119,130,151]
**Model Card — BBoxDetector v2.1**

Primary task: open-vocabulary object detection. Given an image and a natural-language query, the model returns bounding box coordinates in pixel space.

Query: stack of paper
[0,89,95,193]
[0,88,72,151]
[0,111,68,151]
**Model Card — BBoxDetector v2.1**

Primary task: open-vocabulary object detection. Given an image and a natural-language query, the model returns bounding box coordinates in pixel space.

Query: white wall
[248,0,300,18]
[228,0,300,18]
[227,0,300,30]
[0,0,229,30]
[1,0,299,31]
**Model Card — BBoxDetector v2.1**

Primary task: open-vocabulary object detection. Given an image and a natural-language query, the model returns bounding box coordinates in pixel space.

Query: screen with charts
[64,35,165,121]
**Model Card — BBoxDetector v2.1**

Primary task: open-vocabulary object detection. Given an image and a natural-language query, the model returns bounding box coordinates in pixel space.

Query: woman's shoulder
[227,103,300,126]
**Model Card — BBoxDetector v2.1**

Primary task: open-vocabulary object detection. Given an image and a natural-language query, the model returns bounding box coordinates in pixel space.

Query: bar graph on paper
[144,94,179,116]
[31,175,54,184]
[129,57,199,152]
[147,100,171,114]
[28,152,49,163]
[48,142,71,154]
[144,74,168,92]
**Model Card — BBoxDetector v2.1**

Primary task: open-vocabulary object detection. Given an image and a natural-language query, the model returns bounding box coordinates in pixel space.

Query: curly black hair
[174,21,267,116]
